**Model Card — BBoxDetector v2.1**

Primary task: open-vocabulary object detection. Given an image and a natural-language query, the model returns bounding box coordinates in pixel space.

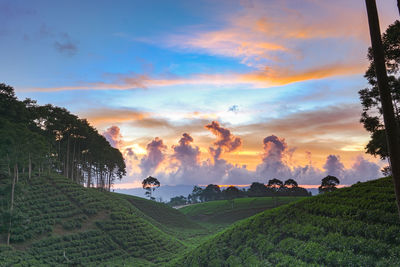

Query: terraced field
[180,196,305,226]
[0,174,188,266]
[2,174,398,266]
[175,177,400,267]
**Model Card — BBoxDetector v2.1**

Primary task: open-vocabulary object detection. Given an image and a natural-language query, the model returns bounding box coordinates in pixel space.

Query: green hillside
[180,196,305,225]
[177,177,400,267]
[0,174,198,266]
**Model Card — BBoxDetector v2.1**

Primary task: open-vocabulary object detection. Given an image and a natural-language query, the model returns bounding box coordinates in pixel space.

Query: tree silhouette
[284,179,298,188]
[248,182,267,197]
[142,176,160,200]
[267,179,283,190]
[202,184,221,201]
[364,0,400,218]
[318,175,340,194]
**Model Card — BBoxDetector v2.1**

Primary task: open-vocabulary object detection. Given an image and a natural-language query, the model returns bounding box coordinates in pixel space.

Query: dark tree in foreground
[319,176,340,194]
[364,1,400,218]
[142,176,160,200]
[359,20,400,160]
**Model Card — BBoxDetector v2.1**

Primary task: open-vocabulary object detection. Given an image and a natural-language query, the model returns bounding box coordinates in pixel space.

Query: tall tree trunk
[6,154,11,177]
[28,153,32,180]
[87,163,91,188]
[397,0,400,16]
[16,163,19,183]
[365,0,400,219]
[108,171,112,192]
[66,136,70,179]
[7,164,17,245]
[71,139,75,181]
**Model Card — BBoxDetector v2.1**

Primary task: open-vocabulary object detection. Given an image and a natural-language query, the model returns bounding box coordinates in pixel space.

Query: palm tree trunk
[365,0,400,219]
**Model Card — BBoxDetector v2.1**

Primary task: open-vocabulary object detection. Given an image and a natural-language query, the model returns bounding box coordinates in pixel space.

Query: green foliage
[178,177,400,266]
[142,176,160,200]
[319,175,340,194]
[359,20,400,159]
[0,174,187,265]
[180,196,303,225]
[0,83,126,191]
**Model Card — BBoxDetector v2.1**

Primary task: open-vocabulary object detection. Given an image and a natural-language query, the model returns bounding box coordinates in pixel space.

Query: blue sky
[1,0,398,187]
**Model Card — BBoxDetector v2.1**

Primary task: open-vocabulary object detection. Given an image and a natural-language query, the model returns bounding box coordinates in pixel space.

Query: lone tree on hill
[142,176,160,200]
[319,176,340,194]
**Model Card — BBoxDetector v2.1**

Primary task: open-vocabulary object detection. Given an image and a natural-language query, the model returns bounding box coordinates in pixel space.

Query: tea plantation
[2,175,399,266]
[0,174,190,266]
[175,177,400,267]
[180,196,305,225]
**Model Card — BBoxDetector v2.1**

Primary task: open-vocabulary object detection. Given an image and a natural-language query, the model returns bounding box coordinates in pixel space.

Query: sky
[1,0,399,188]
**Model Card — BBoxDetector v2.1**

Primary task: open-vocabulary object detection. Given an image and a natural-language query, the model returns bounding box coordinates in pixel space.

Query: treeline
[0,83,126,190]
[168,178,311,206]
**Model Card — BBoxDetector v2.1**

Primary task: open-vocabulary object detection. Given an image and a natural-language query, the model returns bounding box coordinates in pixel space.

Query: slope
[177,177,400,267]
[180,197,305,225]
[0,174,197,266]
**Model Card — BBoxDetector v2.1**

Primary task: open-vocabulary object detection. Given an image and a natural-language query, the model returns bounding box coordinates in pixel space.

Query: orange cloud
[240,62,366,86]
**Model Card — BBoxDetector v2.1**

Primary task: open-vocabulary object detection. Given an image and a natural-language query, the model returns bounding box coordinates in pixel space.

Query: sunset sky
[2,0,399,188]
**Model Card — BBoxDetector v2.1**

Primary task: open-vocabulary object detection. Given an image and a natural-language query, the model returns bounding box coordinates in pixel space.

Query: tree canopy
[0,83,126,190]
[359,20,400,160]
[319,175,340,194]
[142,176,160,200]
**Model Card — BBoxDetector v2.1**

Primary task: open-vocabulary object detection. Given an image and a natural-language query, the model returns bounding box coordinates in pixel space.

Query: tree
[267,179,283,190]
[190,186,204,203]
[363,1,400,217]
[168,195,187,206]
[224,186,240,209]
[142,176,160,200]
[319,175,340,194]
[284,179,298,188]
[248,182,267,197]
[202,184,221,202]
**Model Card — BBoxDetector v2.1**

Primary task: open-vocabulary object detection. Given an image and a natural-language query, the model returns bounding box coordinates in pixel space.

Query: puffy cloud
[172,133,200,167]
[323,155,345,178]
[205,121,242,160]
[256,135,292,180]
[102,125,123,149]
[139,137,167,176]
[343,155,381,184]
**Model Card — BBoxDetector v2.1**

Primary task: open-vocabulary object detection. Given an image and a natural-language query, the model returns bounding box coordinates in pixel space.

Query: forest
[0,83,126,190]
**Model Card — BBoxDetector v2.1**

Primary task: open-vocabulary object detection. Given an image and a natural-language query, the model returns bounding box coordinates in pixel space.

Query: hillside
[0,174,201,266]
[180,197,305,225]
[176,177,400,266]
